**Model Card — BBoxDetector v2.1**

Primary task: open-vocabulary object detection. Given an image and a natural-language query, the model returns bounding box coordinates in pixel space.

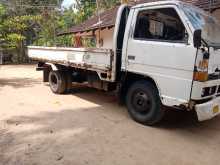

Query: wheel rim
[131,89,152,114]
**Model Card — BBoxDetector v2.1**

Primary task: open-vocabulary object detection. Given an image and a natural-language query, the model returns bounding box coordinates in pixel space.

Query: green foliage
[33,8,77,47]
[100,0,120,9]
[73,0,119,23]
[0,1,55,62]
[0,0,120,62]
[0,12,41,48]
[0,3,6,17]
[74,0,96,23]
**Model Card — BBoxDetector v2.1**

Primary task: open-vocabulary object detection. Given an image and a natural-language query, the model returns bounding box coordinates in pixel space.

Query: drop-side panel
[28,46,115,81]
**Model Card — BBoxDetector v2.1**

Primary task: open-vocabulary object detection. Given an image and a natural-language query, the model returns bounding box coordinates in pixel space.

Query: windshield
[182,4,220,47]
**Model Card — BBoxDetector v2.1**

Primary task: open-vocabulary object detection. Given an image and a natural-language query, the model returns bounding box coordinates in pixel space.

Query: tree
[0,3,7,46]
[99,0,119,9]
[73,0,120,23]
[0,0,60,62]
[73,0,96,23]
[2,15,41,62]
[0,0,121,62]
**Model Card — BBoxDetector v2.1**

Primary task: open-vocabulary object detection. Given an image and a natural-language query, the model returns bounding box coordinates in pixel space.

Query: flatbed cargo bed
[28,46,114,73]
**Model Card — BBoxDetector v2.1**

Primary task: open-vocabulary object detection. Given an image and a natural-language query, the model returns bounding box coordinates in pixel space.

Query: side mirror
[193,29,202,48]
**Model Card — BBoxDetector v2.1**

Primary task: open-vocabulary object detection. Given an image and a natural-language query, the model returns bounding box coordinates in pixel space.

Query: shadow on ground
[1,93,220,164]
[1,84,220,165]
[68,85,202,128]
[0,78,40,88]
[4,84,219,133]
[1,65,220,164]
[51,84,219,129]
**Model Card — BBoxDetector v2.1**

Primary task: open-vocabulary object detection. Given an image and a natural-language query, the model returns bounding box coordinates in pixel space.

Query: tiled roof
[59,6,119,35]
[61,0,220,35]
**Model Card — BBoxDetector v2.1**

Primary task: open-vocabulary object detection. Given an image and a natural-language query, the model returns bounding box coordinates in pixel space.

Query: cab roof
[132,0,184,9]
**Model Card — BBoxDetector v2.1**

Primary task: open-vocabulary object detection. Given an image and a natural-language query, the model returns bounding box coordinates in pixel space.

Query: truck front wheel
[126,80,164,125]
[49,71,67,94]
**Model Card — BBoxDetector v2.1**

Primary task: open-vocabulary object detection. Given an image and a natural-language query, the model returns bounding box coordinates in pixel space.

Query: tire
[126,80,164,125]
[49,71,67,94]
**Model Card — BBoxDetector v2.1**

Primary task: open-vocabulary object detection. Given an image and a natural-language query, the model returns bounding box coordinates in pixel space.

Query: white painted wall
[95,28,114,49]
[77,28,114,49]
[212,9,220,21]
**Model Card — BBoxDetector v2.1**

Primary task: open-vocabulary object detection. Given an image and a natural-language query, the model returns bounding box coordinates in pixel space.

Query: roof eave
[58,25,115,36]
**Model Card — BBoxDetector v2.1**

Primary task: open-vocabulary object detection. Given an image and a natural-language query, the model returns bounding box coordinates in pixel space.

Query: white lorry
[28,1,220,125]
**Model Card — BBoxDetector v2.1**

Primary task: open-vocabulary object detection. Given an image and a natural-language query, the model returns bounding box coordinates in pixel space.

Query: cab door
[124,5,197,106]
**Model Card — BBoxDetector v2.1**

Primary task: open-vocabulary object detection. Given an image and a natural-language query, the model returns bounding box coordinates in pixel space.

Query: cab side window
[134,8,188,42]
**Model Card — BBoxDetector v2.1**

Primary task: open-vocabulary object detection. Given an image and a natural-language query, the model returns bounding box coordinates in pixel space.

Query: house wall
[95,28,114,49]
[212,9,220,21]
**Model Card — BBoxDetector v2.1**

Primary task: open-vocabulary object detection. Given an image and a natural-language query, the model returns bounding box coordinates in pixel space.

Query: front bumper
[196,97,220,121]
[191,79,220,100]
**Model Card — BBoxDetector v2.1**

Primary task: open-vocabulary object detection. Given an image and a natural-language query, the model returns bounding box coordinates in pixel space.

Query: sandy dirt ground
[0,65,220,165]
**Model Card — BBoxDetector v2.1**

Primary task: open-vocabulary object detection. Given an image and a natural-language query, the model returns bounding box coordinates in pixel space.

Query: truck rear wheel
[49,71,67,94]
[126,80,164,125]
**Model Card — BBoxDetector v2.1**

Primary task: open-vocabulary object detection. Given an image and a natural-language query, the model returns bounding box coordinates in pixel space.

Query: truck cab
[120,1,220,123]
